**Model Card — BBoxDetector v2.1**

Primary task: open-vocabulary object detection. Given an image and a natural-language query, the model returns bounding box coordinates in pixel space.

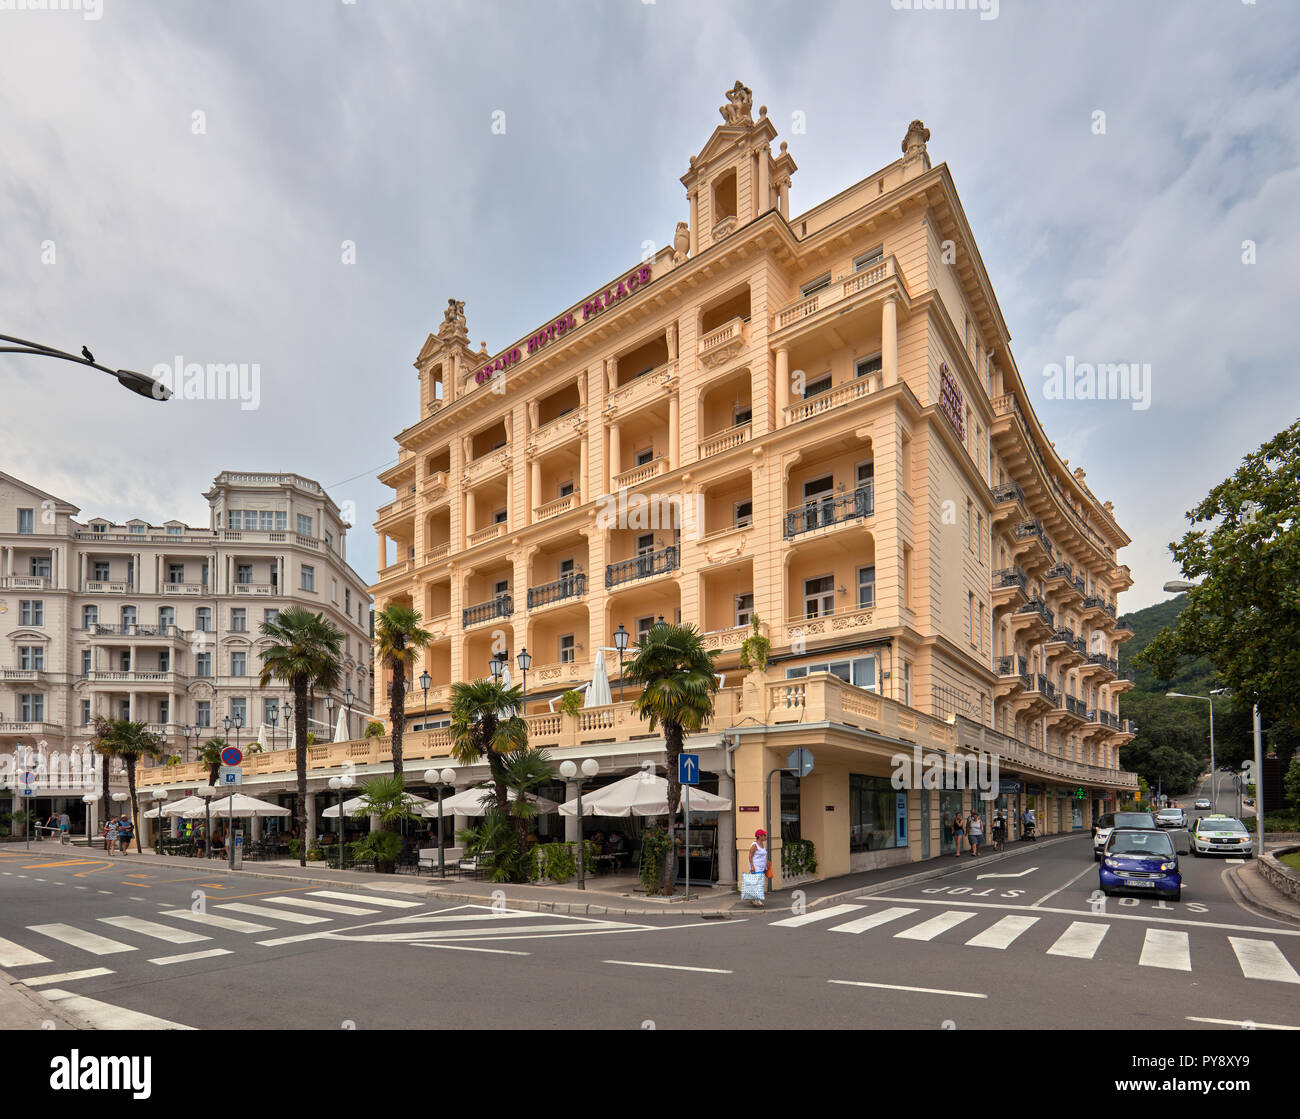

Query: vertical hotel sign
[939,362,965,439]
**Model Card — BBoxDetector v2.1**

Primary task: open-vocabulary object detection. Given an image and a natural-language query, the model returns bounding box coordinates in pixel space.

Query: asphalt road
[2,804,1295,1030]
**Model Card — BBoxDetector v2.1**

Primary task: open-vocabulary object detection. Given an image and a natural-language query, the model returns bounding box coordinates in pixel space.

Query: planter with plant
[781,838,818,879]
[738,615,771,672]
[639,825,673,894]
[365,721,385,738]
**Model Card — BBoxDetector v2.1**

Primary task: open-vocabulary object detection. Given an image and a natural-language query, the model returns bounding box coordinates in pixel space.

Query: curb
[1225,863,1300,928]
[0,968,95,1032]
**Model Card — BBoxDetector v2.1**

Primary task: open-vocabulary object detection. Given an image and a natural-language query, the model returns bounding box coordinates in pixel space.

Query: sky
[1,0,1297,609]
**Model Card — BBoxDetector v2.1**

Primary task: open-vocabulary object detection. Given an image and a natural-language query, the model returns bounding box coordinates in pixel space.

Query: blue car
[1098,828,1181,902]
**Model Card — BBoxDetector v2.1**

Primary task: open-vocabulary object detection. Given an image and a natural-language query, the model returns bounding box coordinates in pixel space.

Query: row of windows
[18,585,362,630]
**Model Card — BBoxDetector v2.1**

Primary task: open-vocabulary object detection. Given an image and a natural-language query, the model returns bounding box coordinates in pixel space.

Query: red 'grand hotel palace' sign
[939,361,965,438]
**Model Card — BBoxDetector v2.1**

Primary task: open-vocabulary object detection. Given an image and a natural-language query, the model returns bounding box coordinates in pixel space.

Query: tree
[449,680,529,875]
[97,720,164,853]
[258,606,344,866]
[350,774,418,874]
[198,737,227,787]
[373,604,433,779]
[88,715,112,823]
[623,621,719,894]
[1138,418,1300,733]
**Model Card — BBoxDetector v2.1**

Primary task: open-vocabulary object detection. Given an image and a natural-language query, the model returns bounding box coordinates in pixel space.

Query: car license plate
[1128,879,1155,886]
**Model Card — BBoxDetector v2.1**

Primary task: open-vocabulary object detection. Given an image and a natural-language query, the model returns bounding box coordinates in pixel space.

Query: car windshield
[1097,815,1115,828]
[1114,813,1155,828]
[1108,831,1174,857]
[1157,810,1181,818]
[1200,818,1246,833]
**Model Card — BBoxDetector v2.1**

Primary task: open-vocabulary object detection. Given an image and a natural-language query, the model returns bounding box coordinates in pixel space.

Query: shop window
[850,774,902,852]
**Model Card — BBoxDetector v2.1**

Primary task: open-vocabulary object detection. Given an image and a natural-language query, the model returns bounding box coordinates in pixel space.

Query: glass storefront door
[939,790,963,854]
[920,789,931,859]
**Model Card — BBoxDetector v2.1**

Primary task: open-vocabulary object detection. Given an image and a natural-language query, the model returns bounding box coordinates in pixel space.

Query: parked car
[1099,828,1181,901]
[1191,815,1254,858]
[1155,807,1187,829]
[1093,811,1157,860]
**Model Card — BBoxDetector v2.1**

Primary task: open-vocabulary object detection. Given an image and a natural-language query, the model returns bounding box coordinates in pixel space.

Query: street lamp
[1160,578,1265,856]
[1167,690,1228,805]
[0,332,172,401]
[344,687,354,740]
[490,654,505,685]
[423,767,457,878]
[325,693,335,740]
[152,790,168,854]
[328,773,354,870]
[419,670,431,731]
[613,624,629,702]
[82,793,96,845]
[183,724,194,764]
[281,700,293,747]
[558,758,600,889]
[267,706,278,753]
[517,648,531,711]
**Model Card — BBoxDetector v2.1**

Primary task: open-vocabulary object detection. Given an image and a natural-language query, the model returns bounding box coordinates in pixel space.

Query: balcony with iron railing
[463,595,513,629]
[993,567,1027,593]
[1014,597,1055,630]
[606,546,679,589]
[527,573,587,610]
[783,484,874,539]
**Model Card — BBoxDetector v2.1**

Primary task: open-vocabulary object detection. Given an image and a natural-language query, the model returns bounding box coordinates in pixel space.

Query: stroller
[1022,817,1037,842]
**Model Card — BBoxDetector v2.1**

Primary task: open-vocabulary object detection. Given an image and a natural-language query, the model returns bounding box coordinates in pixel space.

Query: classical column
[667,322,678,362]
[305,791,317,839]
[579,431,589,500]
[758,149,771,214]
[464,491,476,545]
[608,423,622,490]
[716,769,737,885]
[531,459,541,522]
[688,190,699,257]
[775,348,790,427]
[882,295,898,387]
[376,532,385,573]
[605,357,617,395]
[668,391,680,469]
[777,176,789,219]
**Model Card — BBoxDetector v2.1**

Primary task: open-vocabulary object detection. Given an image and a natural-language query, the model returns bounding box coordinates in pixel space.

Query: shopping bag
[740,872,766,901]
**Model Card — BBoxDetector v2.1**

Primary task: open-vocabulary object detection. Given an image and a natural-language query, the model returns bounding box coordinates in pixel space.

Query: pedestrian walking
[118,816,134,854]
[992,810,1006,852]
[952,810,966,856]
[968,811,984,856]
[744,828,771,908]
[105,817,119,855]
[58,811,70,844]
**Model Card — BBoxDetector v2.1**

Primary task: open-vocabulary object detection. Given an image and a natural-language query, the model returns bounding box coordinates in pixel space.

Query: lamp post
[268,706,278,753]
[325,694,336,743]
[111,791,128,854]
[1167,690,1227,807]
[82,793,96,845]
[344,687,354,741]
[517,648,531,712]
[613,624,629,702]
[0,332,173,400]
[329,773,354,870]
[558,758,600,888]
[153,790,168,854]
[424,767,457,877]
[183,724,194,765]
[419,671,431,731]
[490,654,505,685]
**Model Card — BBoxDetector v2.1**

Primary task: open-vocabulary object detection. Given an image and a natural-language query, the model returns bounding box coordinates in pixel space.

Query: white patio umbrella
[178,793,290,818]
[157,795,212,817]
[499,662,513,688]
[419,786,559,818]
[322,791,432,818]
[255,723,273,752]
[558,773,732,817]
[586,649,613,707]
[333,707,350,743]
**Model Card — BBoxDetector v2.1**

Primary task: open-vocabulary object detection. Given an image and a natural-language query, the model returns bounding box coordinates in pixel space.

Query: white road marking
[975,867,1038,881]
[829,979,987,999]
[770,904,866,928]
[99,916,210,944]
[1140,928,1191,971]
[158,909,272,933]
[40,988,195,1030]
[396,911,558,924]
[259,896,378,916]
[965,914,1040,950]
[150,949,233,966]
[894,910,977,941]
[1030,863,1097,907]
[830,907,919,935]
[307,890,421,908]
[0,937,52,968]
[98,890,112,894]
[1229,938,1300,984]
[1047,921,1109,959]
[603,960,733,974]
[217,902,329,925]
[28,924,137,956]
[1186,1016,1300,1031]
[413,943,531,955]
[23,968,114,986]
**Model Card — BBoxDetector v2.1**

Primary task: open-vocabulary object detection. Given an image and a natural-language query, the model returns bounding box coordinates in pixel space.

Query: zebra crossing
[0,889,428,981]
[768,903,1300,984]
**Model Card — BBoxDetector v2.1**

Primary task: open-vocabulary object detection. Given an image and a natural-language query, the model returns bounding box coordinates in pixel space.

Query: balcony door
[803,575,835,619]
[635,533,655,579]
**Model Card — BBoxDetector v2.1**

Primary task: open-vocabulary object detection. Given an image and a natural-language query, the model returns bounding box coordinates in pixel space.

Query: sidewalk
[20,832,1080,918]
[0,969,92,1032]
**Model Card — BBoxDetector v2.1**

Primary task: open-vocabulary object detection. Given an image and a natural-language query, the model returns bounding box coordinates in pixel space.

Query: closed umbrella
[333,707,350,743]
[558,772,731,817]
[419,786,559,818]
[586,649,613,707]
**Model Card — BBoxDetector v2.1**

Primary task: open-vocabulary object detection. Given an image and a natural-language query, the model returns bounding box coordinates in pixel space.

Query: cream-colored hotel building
[148,85,1138,884]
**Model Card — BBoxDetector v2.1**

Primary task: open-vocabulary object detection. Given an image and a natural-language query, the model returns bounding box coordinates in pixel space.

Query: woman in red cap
[747,829,770,908]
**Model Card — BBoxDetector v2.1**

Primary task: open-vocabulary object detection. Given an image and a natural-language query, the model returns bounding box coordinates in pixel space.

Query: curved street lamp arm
[0,333,170,400]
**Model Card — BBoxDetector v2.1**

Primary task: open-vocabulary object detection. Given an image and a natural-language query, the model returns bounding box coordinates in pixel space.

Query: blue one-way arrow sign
[679,753,699,785]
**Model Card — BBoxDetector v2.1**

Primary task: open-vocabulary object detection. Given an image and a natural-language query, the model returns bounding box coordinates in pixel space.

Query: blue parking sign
[678,753,699,785]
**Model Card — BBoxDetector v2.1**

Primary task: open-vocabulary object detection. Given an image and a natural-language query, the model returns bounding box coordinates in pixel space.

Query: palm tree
[198,737,227,787]
[97,720,164,853]
[481,744,554,859]
[449,680,529,869]
[374,604,433,778]
[258,606,344,866]
[350,774,419,873]
[623,621,719,894]
[89,715,112,828]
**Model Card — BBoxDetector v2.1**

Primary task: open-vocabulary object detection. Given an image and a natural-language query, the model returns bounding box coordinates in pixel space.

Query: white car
[1093,811,1157,860]
[1155,807,1187,829]
[1194,798,1212,810]
[1191,815,1253,857]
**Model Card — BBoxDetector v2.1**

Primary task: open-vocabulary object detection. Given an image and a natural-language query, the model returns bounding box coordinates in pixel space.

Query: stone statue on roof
[720,81,754,126]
